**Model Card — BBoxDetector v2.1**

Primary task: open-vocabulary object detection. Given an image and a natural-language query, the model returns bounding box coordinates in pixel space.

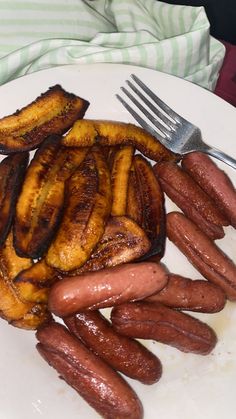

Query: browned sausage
[64,310,162,385]
[36,322,143,419]
[182,152,236,228]
[166,211,236,300]
[145,273,226,313]
[154,161,228,239]
[111,302,217,355]
[48,262,168,317]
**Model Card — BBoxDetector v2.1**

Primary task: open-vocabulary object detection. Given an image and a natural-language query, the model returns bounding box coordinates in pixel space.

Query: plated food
[0,85,89,153]
[0,81,235,419]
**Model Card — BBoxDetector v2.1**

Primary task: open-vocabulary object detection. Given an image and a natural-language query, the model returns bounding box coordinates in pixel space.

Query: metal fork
[116,74,236,170]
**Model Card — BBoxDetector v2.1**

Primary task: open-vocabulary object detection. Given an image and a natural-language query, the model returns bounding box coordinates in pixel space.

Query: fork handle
[203,146,236,170]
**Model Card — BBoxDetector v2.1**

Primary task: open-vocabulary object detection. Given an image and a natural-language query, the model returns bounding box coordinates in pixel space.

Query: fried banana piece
[128,155,166,260]
[127,164,143,227]
[14,136,88,258]
[14,259,58,304]
[0,231,33,279]
[111,145,134,216]
[46,147,112,271]
[0,231,50,329]
[62,119,176,162]
[100,145,118,166]
[70,216,151,274]
[0,152,29,246]
[0,85,89,153]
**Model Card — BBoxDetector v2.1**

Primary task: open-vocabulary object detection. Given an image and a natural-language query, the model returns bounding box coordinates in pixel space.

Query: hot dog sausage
[154,161,228,239]
[166,212,236,300]
[64,310,162,384]
[111,302,217,355]
[145,273,226,313]
[182,152,236,228]
[48,262,168,317]
[36,322,143,419]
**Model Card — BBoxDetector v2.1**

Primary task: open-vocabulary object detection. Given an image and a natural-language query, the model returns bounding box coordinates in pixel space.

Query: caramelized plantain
[14,259,58,304]
[14,136,88,258]
[128,155,166,259]
[0,85,89,153]
[0,152,29,246]
[111,145,134,216]
[100,145,118,166]
[106,146,123,170]
[62,119,176,162]
[70,216,151,274]
[0,231,50,329]
[126,164,143,227]
[46,146,112,271]
[0,231,33,278]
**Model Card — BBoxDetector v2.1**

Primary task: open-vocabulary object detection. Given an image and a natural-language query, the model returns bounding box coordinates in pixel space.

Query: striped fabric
[0,0,225,90]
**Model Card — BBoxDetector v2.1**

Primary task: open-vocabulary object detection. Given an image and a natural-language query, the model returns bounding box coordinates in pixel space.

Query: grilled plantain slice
[62,119,176,162]
[100,145,118,166]
[14,136,88,258]
[128,155,166,260]
[0,85,89,153]
[70,216,151,274]
[126,164,143,227]
[46,146,112,271]
[0,152,29,246]
[0,231,50,329]
[14,259,59,304]
[111,145,134,216]
[0,231,33,279]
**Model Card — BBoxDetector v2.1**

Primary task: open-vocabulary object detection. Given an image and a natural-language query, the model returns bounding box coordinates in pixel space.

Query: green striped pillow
[0,0,225,90]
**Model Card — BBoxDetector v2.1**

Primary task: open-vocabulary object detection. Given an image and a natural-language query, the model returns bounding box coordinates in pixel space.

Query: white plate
[0,63,235,419]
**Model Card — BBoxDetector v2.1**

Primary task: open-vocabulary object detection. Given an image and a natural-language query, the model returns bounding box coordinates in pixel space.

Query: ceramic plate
[0,63,235,419]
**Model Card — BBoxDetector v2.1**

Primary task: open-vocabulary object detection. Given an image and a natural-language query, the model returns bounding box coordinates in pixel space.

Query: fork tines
[116,74,182,142]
